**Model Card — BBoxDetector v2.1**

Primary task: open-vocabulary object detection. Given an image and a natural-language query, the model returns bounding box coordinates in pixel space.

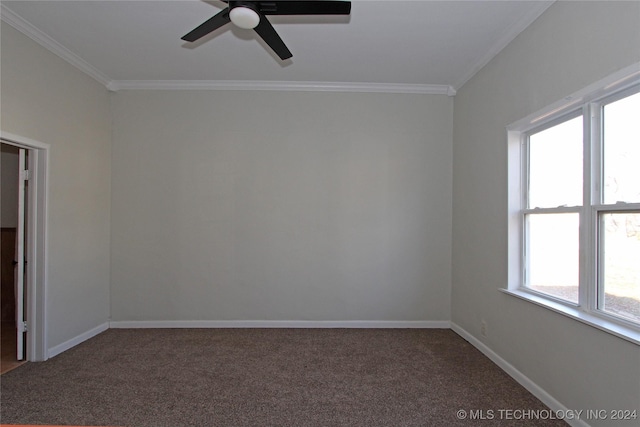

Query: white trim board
[47,322,109,359]
[0,4,111,87]
[106,80,456,95]
[1,0,553,95]
[0,2,449,96]
[109,320,450,329]
[0,3,454,96]
[450,322,590,427]
[1,131,50,362]
[36,318,590,426]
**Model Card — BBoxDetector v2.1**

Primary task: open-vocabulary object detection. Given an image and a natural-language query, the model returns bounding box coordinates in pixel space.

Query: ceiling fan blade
[260,1,351,16]
[181,8,231,42]
[253,15,292,60]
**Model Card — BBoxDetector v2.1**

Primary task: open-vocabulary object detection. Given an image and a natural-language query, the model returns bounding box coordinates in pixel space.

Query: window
[507,66,640,344]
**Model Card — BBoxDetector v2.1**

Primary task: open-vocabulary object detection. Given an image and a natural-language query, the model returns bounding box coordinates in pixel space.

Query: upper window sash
[595,85,640,205]
[523,110,584,210]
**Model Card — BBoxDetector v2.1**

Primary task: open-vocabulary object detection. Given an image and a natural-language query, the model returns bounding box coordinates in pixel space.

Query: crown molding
[1,3,111,87]
[2,2,455,96]
[107,79,455,95]
[1,0,553,96]
[452,0,555,91]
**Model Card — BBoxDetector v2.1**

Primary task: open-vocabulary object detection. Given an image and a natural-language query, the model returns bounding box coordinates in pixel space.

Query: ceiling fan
[181,1,351,60]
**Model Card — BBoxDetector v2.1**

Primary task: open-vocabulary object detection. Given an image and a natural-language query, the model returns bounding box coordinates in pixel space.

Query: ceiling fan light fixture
[182,1,351,60]
[229,6,260,29]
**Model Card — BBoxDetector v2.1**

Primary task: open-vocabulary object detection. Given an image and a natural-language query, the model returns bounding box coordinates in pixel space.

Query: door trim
[15,147,26,360]
[1,131,49,361]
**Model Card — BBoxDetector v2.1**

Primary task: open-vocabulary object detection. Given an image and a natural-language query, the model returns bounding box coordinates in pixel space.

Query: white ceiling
[1,0,554,93]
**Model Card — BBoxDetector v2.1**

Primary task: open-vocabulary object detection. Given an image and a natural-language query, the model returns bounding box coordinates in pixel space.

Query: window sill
[500,288,640,346]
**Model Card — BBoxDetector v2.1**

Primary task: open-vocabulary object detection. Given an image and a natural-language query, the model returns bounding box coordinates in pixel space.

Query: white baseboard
[47,321,109,359]
[450,322,590,427]
[41,320,446,359]
[109,320,451,329]
[42,318,585,427]
[41,318,589,427]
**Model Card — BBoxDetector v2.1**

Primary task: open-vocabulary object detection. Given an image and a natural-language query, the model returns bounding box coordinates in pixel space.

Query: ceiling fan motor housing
[229,2,261,29]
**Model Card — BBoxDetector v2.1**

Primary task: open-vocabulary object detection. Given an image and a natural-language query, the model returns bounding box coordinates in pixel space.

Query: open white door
[14,148,26,360]
[2,133,48,362]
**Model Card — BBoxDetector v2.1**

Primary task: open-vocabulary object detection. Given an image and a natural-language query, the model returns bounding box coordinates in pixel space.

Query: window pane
[599,212,640,323]
[528,116,583,208]
[526,213,579,303]
[603,92,640,204]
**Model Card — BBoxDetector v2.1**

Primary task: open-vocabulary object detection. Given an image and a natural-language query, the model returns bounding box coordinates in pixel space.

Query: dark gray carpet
[0,328,567,426]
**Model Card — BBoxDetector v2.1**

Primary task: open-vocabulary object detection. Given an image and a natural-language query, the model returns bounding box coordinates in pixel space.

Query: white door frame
[15,147,26,360]
[1,131,49,361]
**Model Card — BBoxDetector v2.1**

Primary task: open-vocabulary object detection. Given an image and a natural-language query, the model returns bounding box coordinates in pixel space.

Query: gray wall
[2,1,639,419]
[1,24,112,349]
[452,1,640,424]
[110,90,453,322]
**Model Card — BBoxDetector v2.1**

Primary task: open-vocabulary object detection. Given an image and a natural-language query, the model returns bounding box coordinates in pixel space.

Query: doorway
[1,144,27,373]
[0,133,49,365]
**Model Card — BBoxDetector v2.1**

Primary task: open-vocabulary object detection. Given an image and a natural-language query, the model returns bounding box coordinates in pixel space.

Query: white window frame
[505,64,640,345]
